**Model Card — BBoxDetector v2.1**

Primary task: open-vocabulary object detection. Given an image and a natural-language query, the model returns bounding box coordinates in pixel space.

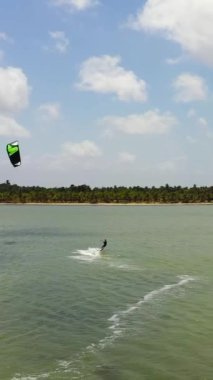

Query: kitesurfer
[100,239,107,251]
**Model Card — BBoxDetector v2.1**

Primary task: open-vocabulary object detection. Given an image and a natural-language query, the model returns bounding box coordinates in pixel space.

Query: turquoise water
[0,205,212,380]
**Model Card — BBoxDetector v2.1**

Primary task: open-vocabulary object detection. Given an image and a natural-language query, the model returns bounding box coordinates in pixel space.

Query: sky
[0,0,213,188]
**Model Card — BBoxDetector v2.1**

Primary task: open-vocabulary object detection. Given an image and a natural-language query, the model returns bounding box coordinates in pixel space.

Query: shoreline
[1,202,213,206]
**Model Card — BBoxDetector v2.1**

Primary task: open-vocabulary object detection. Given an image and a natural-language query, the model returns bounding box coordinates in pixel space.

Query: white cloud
[157,156,186,172]
[186,109,209,134]
[30,141,102,174]
[0,32,8,41]
[62,140,102,158]
[101,110,177,135]
[173,73,207,103]
[51,0,98,11]
[198,117,208,128]
[44,140,102,171]
[128,0,213,66]
[118,152,136,164]
[166,56,185,65]
[0,32,12,42]
[77,55,148,102]
[39,102,61,121]
[0,115,30,137]
[0,67,30,114]
[49,31,69,53]
[0,33,12,63]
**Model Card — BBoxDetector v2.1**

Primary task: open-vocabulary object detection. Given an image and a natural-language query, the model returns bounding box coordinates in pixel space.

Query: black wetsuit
[100,239,107,251]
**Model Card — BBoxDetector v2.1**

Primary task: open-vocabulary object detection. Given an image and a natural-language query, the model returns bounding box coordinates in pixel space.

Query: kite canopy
[6,141,21,167]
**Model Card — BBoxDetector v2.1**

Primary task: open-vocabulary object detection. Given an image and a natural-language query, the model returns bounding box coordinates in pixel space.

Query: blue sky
[0,0,212,187]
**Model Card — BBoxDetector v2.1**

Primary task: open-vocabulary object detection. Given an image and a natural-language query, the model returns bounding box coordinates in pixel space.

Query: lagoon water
[0,205,212,380]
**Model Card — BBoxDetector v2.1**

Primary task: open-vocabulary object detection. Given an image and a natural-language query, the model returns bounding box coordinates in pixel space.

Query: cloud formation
[118,152,136,164]
[156,156,187,173]
[173,73,207,103]
[77,55,148,102]
[0,115,30,137]
[128,0,213,66]
[51,0,98,11]
[198,117,208,128]
[49,31,69,53]
[0,33,12,63]
[39,102,61,121]
[0,67,30,114]
[62,140,102,158]
[0,32,12,42]
[101,110,177,135]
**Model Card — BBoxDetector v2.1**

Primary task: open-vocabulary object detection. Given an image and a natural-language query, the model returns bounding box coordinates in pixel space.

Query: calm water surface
[0,205,212,380]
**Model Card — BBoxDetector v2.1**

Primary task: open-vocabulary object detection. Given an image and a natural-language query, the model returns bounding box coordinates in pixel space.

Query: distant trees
[0,181,213,204]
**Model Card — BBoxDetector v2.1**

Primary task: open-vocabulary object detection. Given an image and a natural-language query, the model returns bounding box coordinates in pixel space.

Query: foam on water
[12,374,49,380]
[95,275,195,349]
[109,262,140,271]
[11,275,195,380]
[70,249,139,270]
[70,247,101,262]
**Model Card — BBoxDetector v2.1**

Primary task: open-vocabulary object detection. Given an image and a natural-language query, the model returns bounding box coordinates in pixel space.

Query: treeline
[0,181,213,204]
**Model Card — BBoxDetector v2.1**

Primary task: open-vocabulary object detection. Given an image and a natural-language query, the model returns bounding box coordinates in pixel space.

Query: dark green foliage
[0,182,213,204]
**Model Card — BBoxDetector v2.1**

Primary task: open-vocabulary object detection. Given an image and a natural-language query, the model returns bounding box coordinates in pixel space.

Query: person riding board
[100,239,107,251]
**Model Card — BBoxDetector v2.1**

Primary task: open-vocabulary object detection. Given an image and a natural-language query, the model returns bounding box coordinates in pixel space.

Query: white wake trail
[70,247,101,262]
[12,275,195,380]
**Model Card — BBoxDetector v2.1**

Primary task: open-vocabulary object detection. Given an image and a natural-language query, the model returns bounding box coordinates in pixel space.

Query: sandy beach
[1,202,213,206]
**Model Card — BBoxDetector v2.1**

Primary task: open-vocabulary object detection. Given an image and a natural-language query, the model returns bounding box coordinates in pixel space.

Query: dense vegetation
[0,181,213,204]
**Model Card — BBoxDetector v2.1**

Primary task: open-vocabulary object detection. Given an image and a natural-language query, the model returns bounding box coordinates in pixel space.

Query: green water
[0,205,212,380]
